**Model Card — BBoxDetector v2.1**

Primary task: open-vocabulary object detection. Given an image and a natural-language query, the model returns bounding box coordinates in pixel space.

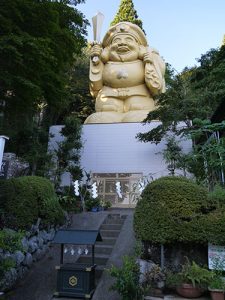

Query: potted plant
[97,199,110,211]
[85,197,100,212]
[166,259,212,298]
[208,254,225,300]
[208,271,225,300]
[143,264,165,297]
[102,200,112,210]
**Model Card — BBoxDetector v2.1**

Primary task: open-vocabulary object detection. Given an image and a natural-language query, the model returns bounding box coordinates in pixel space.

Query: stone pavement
[3,209,135,300]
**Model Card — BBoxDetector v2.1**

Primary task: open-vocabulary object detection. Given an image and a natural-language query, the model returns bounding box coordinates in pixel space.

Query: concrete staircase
[76,213,127,282]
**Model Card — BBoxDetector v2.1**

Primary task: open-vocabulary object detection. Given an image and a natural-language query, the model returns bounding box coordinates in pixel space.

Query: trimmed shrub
[152,176,193,184]
[134,176,225,244]
[208,184,225,207]
[0,176,64,229]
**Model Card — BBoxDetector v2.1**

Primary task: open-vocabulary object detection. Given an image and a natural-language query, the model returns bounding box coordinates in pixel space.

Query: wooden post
[60,244,64,264]
[160,244,164,269]
[0,136,9,168]
[92,245,95,266]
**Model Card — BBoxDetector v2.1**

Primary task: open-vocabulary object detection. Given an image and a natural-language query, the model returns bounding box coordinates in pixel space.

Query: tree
[137,46,225,187]
[0,0,89,174]
[52,115,83,189]
[137,65,198,144]
[186,119,225,187]
[190,46,225,117]
[57,47,95,124]
[162,135,183,176]
[110,0,144,32]
[137,46,225,144]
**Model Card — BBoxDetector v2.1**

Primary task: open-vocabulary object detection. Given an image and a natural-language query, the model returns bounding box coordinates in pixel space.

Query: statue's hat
[102,22,148,47]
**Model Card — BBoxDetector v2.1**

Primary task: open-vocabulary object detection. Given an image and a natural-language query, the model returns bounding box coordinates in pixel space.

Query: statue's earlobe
[138,45,147,60]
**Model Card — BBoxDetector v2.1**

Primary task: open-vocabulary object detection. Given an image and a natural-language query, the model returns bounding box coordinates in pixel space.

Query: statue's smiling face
[109,34,139,62]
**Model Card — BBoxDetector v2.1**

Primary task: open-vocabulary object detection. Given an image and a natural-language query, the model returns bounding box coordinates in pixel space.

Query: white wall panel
[49,122,192,184]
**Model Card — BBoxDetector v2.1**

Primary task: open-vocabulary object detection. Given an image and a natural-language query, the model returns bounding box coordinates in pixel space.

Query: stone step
[95,244,113,255]
[100,229,120,238]
[102,218,125,225]
[96,237,117,246]
[52,297,85,300]
[74,213,127,284]
[76,255,108,266]
[95,264,109,274]
[107,213,121,218]
[107,213,127,219]
[121,214,128,219]
[100,223,123,231]
[95,268,104,280]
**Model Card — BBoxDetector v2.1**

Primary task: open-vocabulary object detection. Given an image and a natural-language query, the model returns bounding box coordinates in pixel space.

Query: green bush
[152,176,193,184]
[0,176,64,229]
[0,257,16,281]
[200,209,225,245]
[134,176,225,244]
[58,195,81,213]
[109,255,144,300]
[0,229,24,252]
[85,197,100,211]
[208,184,225,207]
[57,186,81,213]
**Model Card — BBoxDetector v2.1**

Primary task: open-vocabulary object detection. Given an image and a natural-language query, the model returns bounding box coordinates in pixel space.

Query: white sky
[78,0,225,72]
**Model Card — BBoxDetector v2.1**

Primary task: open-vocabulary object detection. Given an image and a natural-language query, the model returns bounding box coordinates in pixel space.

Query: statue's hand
[90,43,102,65]
[143,52,153,65]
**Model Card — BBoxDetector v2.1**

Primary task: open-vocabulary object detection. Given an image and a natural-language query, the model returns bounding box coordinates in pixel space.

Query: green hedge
[0,176,64,229]
[134,176,225,244]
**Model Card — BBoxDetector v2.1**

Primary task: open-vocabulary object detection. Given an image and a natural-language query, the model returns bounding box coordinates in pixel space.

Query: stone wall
[0,225,56,291]
[0,213,70,292]
[0,153,29,179]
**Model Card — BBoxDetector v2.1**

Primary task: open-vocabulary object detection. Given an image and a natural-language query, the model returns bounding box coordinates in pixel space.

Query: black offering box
[52,229,102,299]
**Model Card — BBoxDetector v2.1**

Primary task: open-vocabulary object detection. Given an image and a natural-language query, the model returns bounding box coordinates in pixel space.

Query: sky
[77,0,225,73]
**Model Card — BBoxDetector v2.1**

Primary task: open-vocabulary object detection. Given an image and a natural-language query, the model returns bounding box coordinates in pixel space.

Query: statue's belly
[103,60,145,88]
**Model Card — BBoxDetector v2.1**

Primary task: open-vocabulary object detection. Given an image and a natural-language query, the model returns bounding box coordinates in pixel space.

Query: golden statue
[85,21,165,124]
